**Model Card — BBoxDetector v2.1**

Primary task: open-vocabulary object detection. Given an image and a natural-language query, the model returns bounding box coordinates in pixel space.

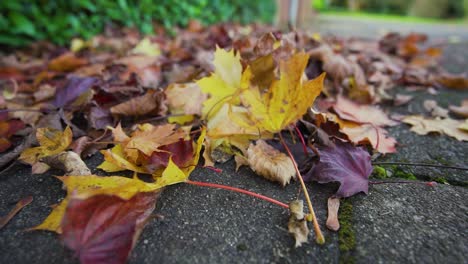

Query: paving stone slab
[0,156,340,264]
[352,183,468,264]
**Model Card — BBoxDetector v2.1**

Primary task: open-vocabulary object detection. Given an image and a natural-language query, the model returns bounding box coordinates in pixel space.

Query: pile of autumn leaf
[0,22,467,263]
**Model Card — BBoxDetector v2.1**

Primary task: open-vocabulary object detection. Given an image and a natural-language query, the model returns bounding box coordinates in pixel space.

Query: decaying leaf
[110,90,166,116]
[61,192,159,264]
[41,151,91,175]
[332,95,397,126]
[449,100,468,118]
[0,196,33,229]
[403,115,468,141]
[305,141,372,198]
[423,100,449,118]
[326,197,340,231]
[239,140,295,186]
[131,38,161,57]
[165,82,206,124]
[342,124,397,154]
[0,113,25,153]
[19,126,73,170]
[433,73,468,90]
[48,52,88,72]
[54,76,97,108]
[288,200,309,247]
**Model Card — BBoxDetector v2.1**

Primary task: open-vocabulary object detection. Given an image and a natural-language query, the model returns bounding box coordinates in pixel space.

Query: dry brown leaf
[433,73,468,90]
[423,100,449,118]
[288,200,309,248]
[403,116,468,141]
[244,140,295,186]
[0,196,33,229]
[110,90,166,116]
[41,151,91,175]
[333,95,398,127]
[48,53,87,72]
[326,197,340,231]
[449,100,468,118]
[165,83,206,116]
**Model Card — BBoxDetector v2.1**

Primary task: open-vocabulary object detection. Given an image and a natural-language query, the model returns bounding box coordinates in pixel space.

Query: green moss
[371,166,389,179]
[389,165,417,180]
[433,177,449,184]
[338,199,356,264]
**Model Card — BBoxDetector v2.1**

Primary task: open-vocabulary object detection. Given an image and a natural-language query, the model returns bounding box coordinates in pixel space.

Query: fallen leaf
[48,52,87,72]
[110,90,166,116]
[402,116,468,141]
[41,151,91,175]
[240,52,325,133]
[131,38,161,57]
[342,124,397,154]
[332,95,397,126]
[0,196,33,229]
[240,140,295,186]
[61,192,159,264]
[19,126,73,167]
[54,76,97,108]
[305,141,372,198]
[288,200,309,247]
[165,83,206,123]
[87,106,113,130]
[423,100,449,118]
[433,73,468,90]
[393,94,413,106]
[197,46,245,118]
[326,197,340,231]
[449,100,468,118]
[0,113,25,153]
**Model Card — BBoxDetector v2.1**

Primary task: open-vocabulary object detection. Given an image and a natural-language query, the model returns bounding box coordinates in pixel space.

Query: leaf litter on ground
[0,21,467,262]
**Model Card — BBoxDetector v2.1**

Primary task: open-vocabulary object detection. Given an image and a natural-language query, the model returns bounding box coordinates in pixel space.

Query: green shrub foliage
[0,0,275,47]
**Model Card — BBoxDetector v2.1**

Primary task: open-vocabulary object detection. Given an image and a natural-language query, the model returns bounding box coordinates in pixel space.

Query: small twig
[279,132,325,244]
[372,162,468,171]
[186,180,289,209]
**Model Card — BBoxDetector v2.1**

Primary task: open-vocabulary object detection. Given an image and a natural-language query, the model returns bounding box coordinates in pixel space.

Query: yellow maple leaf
[240,52,325,133]
[197,46,250,118]
[106,123,187,165]
[131,37,161,57]
[20,126,73,165]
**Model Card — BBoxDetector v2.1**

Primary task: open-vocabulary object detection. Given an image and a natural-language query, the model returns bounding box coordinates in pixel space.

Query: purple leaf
[304,141,372,198]
[88,107,113,130]
[54,76,97,108]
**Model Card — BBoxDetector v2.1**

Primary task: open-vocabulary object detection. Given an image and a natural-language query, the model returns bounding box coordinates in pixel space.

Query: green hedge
[0,0,275,47]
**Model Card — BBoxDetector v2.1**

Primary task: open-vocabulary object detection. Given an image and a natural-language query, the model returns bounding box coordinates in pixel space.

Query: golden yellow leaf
[197,47,249,118]
[131,38,161,57]
[98,144,148,173]
[240,52,325,133]
[20,126,73,165]
[29,199,68,233]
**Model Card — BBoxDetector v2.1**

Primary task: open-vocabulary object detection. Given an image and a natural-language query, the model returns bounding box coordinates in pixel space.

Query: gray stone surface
[311,15,468,41]
[352,184,468,264]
